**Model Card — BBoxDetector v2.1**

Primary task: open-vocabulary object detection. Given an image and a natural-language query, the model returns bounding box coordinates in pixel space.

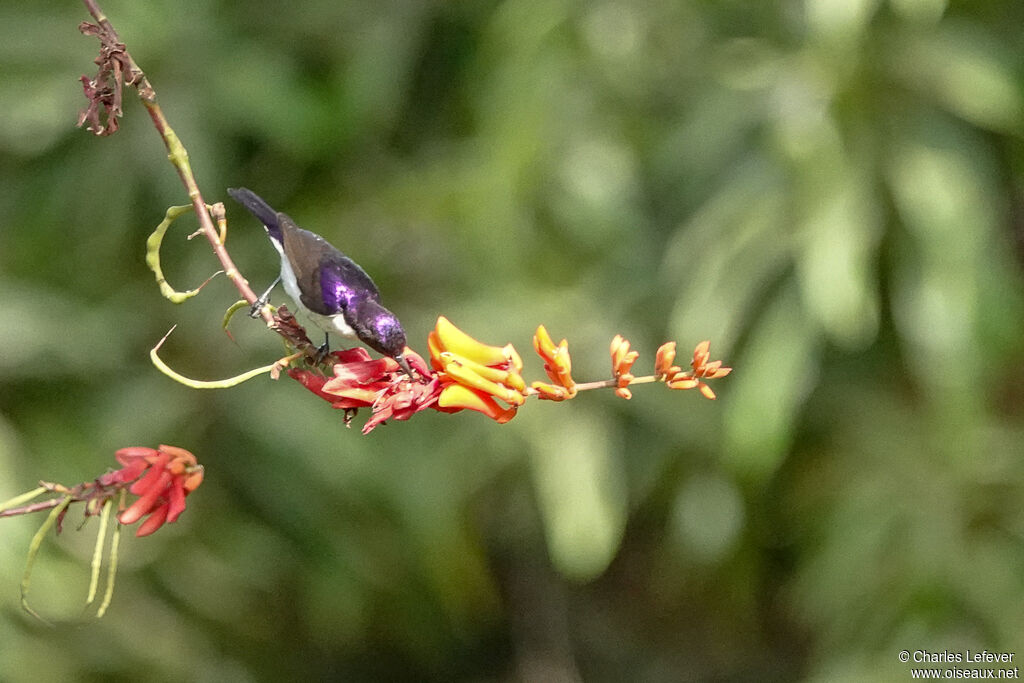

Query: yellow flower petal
[504,343,524,373]
[434,316,509,367]
[534,324,558,358]
[439,351,526,392]
[439,383,517,422]
[534,325,575,391]
[443,360,525,406]
[427,330,446,371]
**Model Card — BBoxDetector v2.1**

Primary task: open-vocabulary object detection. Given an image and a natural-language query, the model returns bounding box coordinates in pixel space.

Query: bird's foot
[249,295,270,319]
[312,340,331,366]
[250,277,281,319]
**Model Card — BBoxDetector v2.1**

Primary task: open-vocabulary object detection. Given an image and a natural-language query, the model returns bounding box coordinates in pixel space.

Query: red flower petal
[135,503,170,537]
[362,404,394,434]
[166,474,187,523]
[288,368,351,405]
[120,470,172,524]
[402,348,433,378]
[115,447,158,467]
[128,460,167,496]
[329,358,393,384]
[323,384,384,404]
[159,445,196,468]
[99,459,148,486]
[326,348,373,364]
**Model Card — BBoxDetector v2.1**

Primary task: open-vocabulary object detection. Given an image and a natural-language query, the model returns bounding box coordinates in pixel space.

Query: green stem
[86,499,112,607]
[96,507,121,618]
[150,326,302,388]
[21,495,74,624]
[146,204,222,303]
[0,486,47,514]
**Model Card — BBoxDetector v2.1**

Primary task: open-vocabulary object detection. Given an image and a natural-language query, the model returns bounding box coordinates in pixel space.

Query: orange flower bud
[533,325,575,393]
[610,335,639,378]
[692,340,711,370]
[535,324,558,358]
[654,342,677,380]
[182,466,204,492]
[531,381,570,401]
[610,334,625,358]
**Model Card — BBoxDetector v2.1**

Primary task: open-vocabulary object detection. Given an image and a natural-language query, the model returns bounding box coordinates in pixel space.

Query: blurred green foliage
[2,0,1024,680]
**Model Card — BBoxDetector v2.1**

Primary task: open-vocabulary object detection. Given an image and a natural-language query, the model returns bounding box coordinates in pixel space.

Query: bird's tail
[227,187,283,243]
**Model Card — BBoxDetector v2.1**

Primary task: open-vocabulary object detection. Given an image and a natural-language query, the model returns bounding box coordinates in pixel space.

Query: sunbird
[228,187,413,377]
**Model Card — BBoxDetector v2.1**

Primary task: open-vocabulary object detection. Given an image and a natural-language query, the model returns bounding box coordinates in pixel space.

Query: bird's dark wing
[311,254,382,316]
[227,187,283,243]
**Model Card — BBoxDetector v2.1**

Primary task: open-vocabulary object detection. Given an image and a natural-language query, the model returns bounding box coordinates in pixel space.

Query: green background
[2,0,1023,680]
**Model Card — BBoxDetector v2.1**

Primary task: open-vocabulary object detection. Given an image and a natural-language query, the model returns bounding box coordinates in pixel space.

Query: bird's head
[353,300,414,377]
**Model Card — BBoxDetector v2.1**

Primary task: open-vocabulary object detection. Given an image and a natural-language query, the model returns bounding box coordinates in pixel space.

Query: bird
[227,187,414,377]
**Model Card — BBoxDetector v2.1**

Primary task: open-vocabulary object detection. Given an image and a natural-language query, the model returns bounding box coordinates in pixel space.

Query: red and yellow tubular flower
[429,317,524,422]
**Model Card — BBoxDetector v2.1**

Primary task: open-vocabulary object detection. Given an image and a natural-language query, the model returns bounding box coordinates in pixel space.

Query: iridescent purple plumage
[316,258,377,316]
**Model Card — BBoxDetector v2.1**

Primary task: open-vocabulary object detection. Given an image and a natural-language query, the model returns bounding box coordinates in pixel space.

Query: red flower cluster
[107,445,204,537]
[1,444,206,621]
[288,348,440,434]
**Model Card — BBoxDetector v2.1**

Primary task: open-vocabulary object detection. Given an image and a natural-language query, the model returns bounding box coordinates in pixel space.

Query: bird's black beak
[395,354,417,380]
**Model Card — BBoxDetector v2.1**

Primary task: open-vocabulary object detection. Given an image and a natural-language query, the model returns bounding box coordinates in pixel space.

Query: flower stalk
[289,316,732,433]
